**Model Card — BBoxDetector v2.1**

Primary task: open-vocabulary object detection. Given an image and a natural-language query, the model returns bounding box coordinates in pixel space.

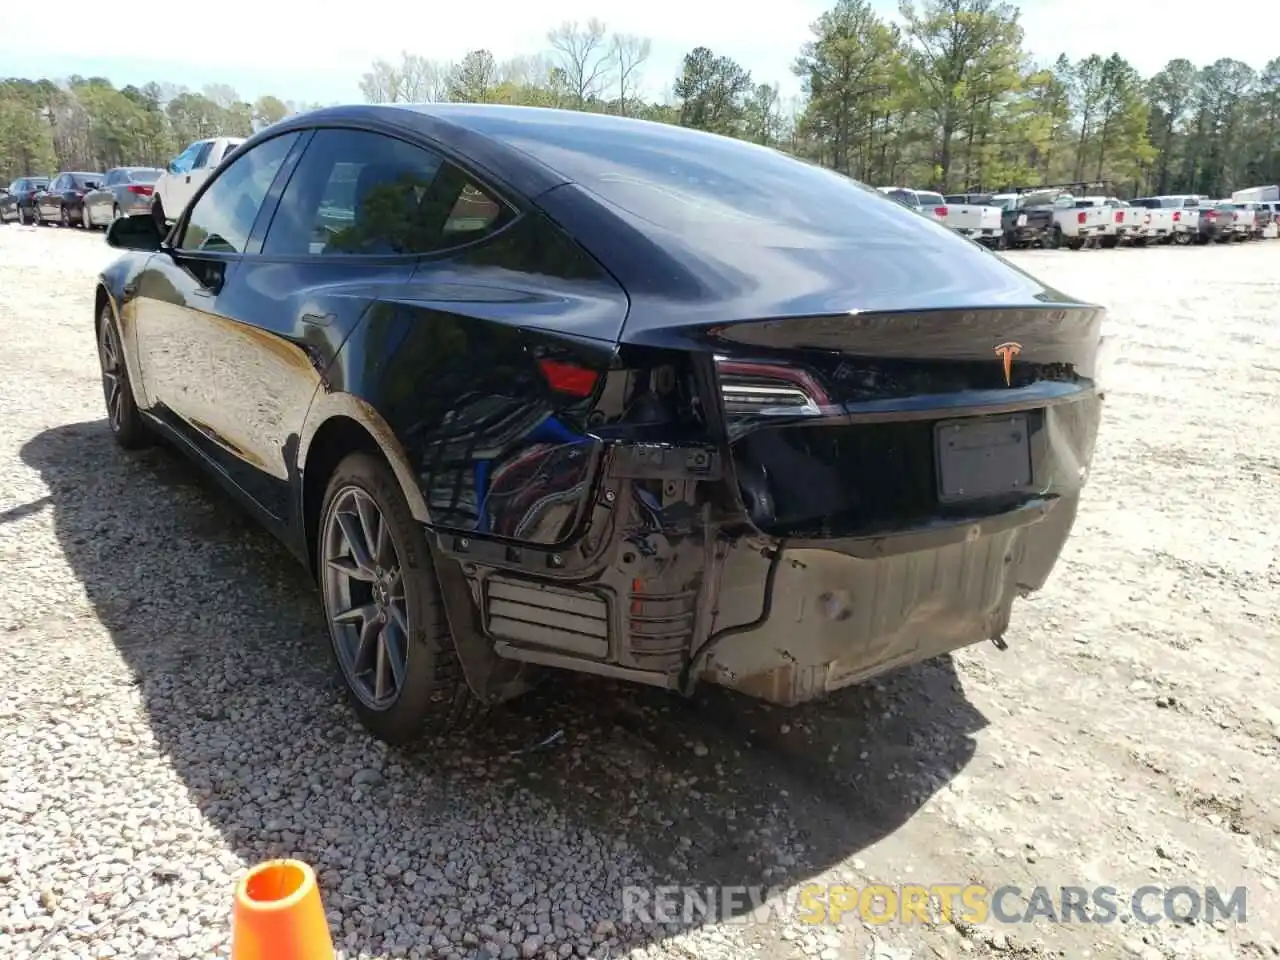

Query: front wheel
[318,452,479,744]
[97,306,151,449]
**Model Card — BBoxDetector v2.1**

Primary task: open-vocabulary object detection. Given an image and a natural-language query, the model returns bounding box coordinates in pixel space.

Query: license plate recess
[935,414,1031,503]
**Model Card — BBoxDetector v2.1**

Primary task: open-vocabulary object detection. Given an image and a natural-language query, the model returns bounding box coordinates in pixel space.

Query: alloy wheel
[98,318,124,433]
[60,206,70,227]
[321,486,410,710]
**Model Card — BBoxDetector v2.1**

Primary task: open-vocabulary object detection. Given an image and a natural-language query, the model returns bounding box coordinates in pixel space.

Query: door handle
[122,281,137,296]
[184,175,191,183]
[301,312,335,327]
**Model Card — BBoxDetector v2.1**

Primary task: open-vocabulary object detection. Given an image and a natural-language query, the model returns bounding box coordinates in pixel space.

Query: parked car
[0,176,50,224]
[151,136,245,225]
[1074,196,1141,248]
[33,171,105,227]
[1047,194,1108,249]
[82,166,164,228]
[1194,201,1230,244]
[1222,201,1256,240]
[876,186,947,224]
[96,104,1105,743]
[986,191,1056,248]
[1128,197,1178,245]
[939,193,1004,246]
[1233,201,1274,238]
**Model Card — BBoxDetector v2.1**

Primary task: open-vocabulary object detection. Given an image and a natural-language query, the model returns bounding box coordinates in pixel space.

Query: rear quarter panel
[301,210,632,544]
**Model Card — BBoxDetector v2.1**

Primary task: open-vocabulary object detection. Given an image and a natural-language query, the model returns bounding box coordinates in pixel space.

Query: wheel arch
[297,395,431,578]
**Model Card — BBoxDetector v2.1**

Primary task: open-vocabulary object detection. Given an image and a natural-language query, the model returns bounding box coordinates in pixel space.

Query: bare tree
[359,58,405,103]
[611,34,652,115]
[400,54,453,102]
[546,19,614,106]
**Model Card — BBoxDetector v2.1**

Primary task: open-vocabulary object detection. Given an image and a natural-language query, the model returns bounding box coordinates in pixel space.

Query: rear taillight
[537,358,598,398]
[1205,211,1216,220]
[127,184,154,196]
[715,359,831,419]
[1173,211,1181,222]
[1115,211,1124,222]
[1077,212,1087,224]
[1233,213,1239,221]
[934,206,948,218]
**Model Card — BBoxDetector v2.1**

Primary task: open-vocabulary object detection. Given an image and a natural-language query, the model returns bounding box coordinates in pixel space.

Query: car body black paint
[96,103,1105,709]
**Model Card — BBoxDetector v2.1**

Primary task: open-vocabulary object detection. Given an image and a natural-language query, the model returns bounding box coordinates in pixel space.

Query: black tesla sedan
[96,103,1105,743]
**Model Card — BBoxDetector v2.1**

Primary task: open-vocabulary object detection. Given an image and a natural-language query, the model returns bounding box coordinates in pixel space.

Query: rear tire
[60,205,71,228]
[317,452,480,744]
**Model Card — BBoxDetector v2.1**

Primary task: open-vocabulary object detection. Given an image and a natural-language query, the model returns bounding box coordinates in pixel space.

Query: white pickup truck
[1075,196,1141,248]
[941,193,1005,246]
[876,187,1003,246]
[151,135,245,225]
[1128,196,1187,245]
[1048,194,1108,249]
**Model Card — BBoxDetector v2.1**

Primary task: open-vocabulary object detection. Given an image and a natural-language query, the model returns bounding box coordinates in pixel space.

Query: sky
[1,0,1276,108]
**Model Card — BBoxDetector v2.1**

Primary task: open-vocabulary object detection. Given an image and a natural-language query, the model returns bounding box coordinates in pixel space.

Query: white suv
[152,136,245,225]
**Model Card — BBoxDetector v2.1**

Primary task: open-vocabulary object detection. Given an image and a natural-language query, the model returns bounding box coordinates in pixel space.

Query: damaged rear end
[422,119,1105,706]
[430,298,1104,708]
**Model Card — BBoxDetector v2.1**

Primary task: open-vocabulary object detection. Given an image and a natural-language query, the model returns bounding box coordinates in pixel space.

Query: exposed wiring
[679,540,785,693]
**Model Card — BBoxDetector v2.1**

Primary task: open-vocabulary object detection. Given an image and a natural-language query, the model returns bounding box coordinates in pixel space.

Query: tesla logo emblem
[994,341,1022,387]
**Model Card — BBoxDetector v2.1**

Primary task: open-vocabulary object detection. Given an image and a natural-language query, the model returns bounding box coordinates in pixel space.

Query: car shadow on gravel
[24,420,988,955]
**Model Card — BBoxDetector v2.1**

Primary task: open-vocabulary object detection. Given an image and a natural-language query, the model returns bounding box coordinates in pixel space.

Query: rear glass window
[453,107,958,240]
[886,189,917,206]
[917,192,945,207]
[73,174,102,189]
[128,169,161,183]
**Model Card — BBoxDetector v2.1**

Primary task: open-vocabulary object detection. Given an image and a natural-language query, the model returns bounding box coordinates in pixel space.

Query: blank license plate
[935,415,1031,502]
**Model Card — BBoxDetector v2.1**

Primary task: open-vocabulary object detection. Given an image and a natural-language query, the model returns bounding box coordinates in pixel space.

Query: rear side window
[178,132,299,253]
[262,128,511,256]
[886,189,917,206]
[917,192,945,207]
[129,169,160,183]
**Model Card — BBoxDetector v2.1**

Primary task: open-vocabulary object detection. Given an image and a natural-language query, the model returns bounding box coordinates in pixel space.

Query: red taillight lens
[536,358,598,398]
[127,184,154,196]
[1077,212,1087,224]
[1205,211,1216,220]
[1172,211,1180,222]
[934,206,948,218]
[1233,213,1239,221]
[1115,211,1124,222]
[715,359,831,418]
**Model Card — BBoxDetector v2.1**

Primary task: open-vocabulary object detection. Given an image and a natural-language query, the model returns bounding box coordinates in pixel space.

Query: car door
[130,130,303,520]
[203,126,516,531]
[38,176,60,219]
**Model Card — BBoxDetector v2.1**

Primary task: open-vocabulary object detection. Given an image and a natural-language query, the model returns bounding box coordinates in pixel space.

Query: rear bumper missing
[431,385,1101,707]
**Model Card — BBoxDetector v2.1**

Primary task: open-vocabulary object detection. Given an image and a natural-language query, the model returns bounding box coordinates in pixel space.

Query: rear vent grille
[484,577,609,658]
[627,586,698,666]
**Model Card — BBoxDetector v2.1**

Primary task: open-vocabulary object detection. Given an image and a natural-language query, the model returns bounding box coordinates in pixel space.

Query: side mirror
[167,161,179,174]
[106,213,164,252]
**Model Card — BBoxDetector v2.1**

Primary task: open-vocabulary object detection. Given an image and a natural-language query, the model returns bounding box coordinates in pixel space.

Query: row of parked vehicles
[877,183,1280,250]
[0,135,247,230]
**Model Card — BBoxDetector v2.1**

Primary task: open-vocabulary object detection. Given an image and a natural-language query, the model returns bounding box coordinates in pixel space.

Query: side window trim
[169,131,304,258]
[244,128,315,255]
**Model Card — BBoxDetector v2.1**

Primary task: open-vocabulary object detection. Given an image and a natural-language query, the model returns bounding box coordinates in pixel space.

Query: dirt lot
[0,221,1277,960]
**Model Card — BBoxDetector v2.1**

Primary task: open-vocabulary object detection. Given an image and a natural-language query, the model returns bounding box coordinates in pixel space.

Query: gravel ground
[0,221,1277,960]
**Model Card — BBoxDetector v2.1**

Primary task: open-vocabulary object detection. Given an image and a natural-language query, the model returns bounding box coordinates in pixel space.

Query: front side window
[171,142,204,174]
[262,128,511,257]
[193,142,216,169]
[178,132,299,254]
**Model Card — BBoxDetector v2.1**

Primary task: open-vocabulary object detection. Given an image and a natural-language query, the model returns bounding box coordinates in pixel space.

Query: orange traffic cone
[231,859,334,960]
